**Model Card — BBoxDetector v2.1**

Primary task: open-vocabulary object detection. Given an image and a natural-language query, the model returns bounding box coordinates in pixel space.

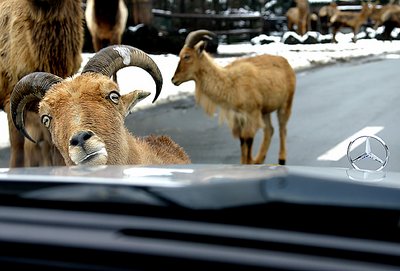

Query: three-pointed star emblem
[347,135,389,171]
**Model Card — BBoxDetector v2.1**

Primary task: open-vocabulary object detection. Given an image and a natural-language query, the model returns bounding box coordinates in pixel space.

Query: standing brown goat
[318,2,338,34]
[286,7,300,33]
[172,30,296,165]
[330,2,373,43]
[297,0,310,36]
[85,0,128,52]
[0,0,83,167]
[286,0,310,35]
[370,1,400,33]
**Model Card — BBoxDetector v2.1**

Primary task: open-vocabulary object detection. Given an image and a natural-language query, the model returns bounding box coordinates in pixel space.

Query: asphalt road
[1,56,400,171]
[128,55,400,171]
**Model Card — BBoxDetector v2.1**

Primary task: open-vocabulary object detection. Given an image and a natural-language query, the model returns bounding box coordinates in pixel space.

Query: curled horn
[11,72,62,143]
[185,29,216,48]
[82,45,163,103]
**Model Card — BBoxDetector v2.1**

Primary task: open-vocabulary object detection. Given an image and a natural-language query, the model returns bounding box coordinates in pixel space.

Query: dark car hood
[0,164,399,211]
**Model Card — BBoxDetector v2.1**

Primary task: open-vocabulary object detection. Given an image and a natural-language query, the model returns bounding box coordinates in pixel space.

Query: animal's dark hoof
[278,159,286,165]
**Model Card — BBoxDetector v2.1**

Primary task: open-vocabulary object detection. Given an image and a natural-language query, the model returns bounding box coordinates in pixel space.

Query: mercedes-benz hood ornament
[347,135,389,171]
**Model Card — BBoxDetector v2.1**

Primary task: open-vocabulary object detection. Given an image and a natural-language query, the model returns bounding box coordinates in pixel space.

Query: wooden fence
[152,9,263,43]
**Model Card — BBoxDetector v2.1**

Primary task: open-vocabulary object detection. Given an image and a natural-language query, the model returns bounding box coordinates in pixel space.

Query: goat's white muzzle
[70,146,108,166]
[68,132,109,165]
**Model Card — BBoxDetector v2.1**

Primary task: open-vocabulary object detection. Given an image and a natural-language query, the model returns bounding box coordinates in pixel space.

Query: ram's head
[11,45,163,166]
[172,30,216,86]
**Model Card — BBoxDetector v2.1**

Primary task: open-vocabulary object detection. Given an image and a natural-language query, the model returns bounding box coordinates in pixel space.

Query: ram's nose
[69,131,94,147]
[171,77,181,86]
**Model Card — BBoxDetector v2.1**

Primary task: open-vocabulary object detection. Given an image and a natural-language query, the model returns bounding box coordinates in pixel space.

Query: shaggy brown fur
[36,73,190,165]
[370,2,400,30]
[297,0,310,35]
[172,33,296,165]
[318,2,338,34]
[85,0,128,52]
[286,0,310,35]
[0,0,84,167]
[330,2,372,43]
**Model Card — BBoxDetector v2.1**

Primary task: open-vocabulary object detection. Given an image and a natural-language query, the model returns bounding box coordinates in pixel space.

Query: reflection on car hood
[0,164,400,210]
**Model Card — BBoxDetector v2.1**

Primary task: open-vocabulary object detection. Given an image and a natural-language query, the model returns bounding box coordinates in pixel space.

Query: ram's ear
[122,90,151,117]
[194,40,207,56]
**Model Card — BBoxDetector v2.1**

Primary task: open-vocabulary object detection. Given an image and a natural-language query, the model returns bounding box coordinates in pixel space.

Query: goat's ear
[195,41,207,55]
[122,90,151,117]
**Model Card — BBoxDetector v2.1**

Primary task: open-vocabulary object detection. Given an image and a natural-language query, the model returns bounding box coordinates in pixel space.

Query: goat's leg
[24,140,39,167]
[352,26,360,43]
[254,114,273,164]
[92,36,101,52]
[240,137,254,164]
[276,99,293,165]
[277,118,288,166]
[5,103,25,167]
[331,27,339,43]
[23,112,47,167]
[299,16,307,35]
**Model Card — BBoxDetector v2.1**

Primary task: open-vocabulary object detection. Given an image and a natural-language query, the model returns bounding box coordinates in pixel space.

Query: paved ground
[1,56,400,171]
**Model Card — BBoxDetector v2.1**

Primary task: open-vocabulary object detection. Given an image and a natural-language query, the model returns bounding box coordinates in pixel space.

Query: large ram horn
[185,29,216,48]
[10,72,62,143]
[82,45,163,103]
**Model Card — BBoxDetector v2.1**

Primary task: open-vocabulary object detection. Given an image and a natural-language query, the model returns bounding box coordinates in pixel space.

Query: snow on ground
[1,32,400,149]
[113,32,400,110]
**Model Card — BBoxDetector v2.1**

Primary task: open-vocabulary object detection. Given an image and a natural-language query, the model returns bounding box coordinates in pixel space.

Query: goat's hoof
[278,159,286,165]
[253,156,266,164]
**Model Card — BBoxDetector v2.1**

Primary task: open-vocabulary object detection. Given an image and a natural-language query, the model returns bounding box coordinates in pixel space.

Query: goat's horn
[10,72,62,143]
[185,29,216,48]
[82,45,163,103]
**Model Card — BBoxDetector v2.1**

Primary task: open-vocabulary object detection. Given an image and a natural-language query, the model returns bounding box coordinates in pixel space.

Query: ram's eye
[41,115,52,128]
[108,91,120,104]
[183,54,191,61]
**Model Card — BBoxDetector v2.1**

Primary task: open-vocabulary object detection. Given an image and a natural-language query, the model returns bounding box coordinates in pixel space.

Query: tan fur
[172,40,296,165]
[85,0,128,52]
[330,2,373,43]
[370,2,400,29]
[0,0,83,167]
[38,73,190,166]
[286,0,310,35]
[286,7,300,33]
[318,2,338,34]
[319,2,337,18]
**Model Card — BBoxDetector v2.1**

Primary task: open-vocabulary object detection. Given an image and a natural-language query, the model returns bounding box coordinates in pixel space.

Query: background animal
[0,0,83,167]
[286,7,301,33]
[318,2,338,34]
[330,2,373,43]
[370,0,400,40]
[11,45,190,166]
[172,30,296,165]
[286,0,311,35]
[85,0,128,52]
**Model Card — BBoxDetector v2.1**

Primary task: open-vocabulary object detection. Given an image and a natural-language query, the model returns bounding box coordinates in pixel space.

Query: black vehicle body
[0,164,399,270]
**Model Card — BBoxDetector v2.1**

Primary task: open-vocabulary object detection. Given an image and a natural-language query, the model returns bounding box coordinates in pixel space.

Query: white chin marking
[74,148,108,165]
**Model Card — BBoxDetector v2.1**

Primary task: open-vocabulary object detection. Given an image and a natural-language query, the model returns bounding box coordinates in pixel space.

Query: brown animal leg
[92,36,102,52]
[276,96,293,165]
[352,26,360,43]
[254,114,273,164]
[240,137,254,164]
[5,103,25,167]
[299,16,307,35]
[332,27,339,43]
[277,120,288,166]
[22,111,63,167]
[288,20,294,32]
